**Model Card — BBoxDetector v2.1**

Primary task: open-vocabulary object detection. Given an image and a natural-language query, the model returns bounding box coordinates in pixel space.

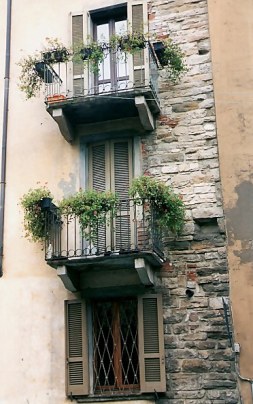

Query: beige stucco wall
[0,0,127,402]
[208,0,253,402]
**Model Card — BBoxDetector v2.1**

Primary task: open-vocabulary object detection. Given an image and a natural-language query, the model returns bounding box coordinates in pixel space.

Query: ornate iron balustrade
[44,198,164,261]
[42,42,159,103]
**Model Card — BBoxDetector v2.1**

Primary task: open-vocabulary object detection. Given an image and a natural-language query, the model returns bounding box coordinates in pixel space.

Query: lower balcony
[44,199,165,296]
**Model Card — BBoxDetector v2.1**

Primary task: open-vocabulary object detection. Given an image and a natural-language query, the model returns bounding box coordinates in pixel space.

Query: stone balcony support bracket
[134,257,155,286]
[52,108,74,143]
[56,265,77,292]
[135,95,155,131]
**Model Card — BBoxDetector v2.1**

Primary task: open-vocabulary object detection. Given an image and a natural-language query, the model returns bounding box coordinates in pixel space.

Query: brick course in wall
[143,0,240,402]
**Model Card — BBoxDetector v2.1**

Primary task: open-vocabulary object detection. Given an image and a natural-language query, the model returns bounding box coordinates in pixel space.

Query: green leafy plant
[20,187,53,242]
[59,189,119,241]
[157,38,188,83]
[129,175,185,234]
[42,38,70,64]
[72,41,104,74]
[115,32,146,53]
[18,54,43,99]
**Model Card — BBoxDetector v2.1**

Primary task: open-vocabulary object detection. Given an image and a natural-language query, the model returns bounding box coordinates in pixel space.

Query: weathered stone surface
[144,0,239,401]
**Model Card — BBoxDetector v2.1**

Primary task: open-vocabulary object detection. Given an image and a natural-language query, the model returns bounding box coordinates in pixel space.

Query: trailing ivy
[20,187,53,242]
[129,175,185,234]
[59,190,119,241]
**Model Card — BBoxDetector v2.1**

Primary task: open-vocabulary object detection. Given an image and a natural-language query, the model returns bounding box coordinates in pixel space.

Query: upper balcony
[41,42,160,142]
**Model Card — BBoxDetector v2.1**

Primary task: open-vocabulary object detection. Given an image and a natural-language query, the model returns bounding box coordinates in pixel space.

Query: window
[92,5,129,92]
[92,298,139,391]
[65,294,166,397]
[71,1,148,96]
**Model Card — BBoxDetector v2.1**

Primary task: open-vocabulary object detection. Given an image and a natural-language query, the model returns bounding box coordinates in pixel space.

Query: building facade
[0,0,252,403]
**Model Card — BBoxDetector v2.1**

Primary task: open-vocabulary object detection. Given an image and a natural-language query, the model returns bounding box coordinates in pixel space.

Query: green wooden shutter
[89,142,108,191]
[111,140,133,249]
[111,139,132,199]
[72,14,84,96]
[65,300,89,396]
[138,294,166,392]
[131,3,145,87]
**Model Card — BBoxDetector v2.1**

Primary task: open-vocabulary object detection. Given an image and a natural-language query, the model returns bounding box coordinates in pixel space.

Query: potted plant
[20,186,54,242]
[72,40,104,74]
[42,38,70,64]
[129,175,185,234]
[117,32,146,53]
[18,54,45,99]
[59,189,118,241]
[152,37,188,83]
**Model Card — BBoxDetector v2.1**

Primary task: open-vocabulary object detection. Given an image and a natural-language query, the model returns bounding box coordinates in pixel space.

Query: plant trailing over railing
[72,40,104,74]
[18,54,44,99]
[42,38,70,64]
[154,38,188,83]
[18,32,187,98]
[20,187,53,242]
[59,189,119,241]
[18,38,71,99]
[21,177,185,244]
[129,175,185,234]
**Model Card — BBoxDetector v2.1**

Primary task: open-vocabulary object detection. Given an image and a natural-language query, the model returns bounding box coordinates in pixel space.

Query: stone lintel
[135,96,155,131]
[52,108,74,143]
[134,257,154,286]
[56,265,77,292]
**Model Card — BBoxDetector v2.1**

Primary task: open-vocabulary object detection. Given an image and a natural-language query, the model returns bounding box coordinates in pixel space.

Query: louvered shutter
[89,143,108,253]
[65,300,89,396]
[112,140,131,198]
[72,15,85,96]
[138,294,166,392]
[111,140,133,250]
[128,2,146,87]
[89,142,108,191]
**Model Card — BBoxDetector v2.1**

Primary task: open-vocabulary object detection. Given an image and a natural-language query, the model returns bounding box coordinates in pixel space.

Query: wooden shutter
[111,139,132,199]
[128,2,146,87]
[65,300,89,396]
[72,14,85,96]
[138,294,166,392]
[111,140,133,249]
[89,142,108,191]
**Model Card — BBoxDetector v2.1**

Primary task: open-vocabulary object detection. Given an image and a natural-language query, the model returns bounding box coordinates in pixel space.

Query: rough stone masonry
[142,0,241,402]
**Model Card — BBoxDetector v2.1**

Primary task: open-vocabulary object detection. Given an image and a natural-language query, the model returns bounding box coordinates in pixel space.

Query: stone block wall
[142,0,240,402]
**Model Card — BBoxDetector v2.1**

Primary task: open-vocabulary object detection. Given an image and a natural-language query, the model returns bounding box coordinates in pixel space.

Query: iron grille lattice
[92,299,139,394]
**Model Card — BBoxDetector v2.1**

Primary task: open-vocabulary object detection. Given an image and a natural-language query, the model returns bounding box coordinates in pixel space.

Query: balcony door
[93,12,129,93]
[89,139,133,252]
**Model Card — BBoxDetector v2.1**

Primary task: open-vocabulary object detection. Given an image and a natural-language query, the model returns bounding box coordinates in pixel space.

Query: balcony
[43,43,160,142]
[44,198,165,296]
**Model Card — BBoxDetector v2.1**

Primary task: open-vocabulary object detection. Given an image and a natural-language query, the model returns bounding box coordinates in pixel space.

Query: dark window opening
[92,298,139,393]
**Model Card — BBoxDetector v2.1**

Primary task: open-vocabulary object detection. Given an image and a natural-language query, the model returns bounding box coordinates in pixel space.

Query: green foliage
[42,38,70,64]
[116,33,146,54]
[59,190,119,240]
[20,187,53,242]
[129,175,185,234]
[18,54,43,99]
[18,33,188,99]
[160,38,188,83]
[72,41,104,74]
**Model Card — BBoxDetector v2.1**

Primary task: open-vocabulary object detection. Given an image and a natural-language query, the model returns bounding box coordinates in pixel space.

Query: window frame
[65,294,166,398]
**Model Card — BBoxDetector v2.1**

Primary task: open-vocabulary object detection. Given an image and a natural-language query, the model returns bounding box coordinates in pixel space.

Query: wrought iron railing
[43,198,164,261]
[40,42,159,103]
